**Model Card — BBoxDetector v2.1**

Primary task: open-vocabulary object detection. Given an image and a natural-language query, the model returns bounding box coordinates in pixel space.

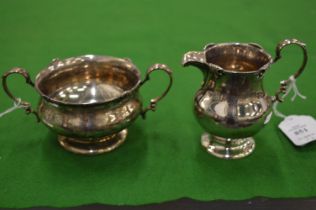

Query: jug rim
[204,42,274,74]
[34,55,142,106]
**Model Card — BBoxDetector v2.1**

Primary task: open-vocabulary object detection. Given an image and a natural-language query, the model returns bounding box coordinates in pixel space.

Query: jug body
[194,72,272,139]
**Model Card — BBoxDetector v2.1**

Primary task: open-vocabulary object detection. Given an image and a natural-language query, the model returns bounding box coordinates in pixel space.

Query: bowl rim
[34,55,142,106]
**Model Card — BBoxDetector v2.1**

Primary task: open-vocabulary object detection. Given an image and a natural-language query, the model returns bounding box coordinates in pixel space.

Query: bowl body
[35,55,143,140]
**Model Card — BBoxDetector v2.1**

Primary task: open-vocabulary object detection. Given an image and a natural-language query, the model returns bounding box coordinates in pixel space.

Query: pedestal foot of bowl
[58,129,127,155]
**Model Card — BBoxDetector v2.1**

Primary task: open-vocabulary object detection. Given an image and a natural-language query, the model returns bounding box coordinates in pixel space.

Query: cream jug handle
[2,68,40,121]
[140,64,173,119]
[273,39,308,102]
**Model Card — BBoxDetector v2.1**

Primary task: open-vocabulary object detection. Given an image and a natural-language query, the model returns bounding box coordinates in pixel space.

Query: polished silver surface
[182,39,307,159]
[2,55,173,155]
[50,83,125,104]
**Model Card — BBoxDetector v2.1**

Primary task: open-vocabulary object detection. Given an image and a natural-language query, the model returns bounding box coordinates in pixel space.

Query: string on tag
[0,98,27,118]
[273,75,306,119]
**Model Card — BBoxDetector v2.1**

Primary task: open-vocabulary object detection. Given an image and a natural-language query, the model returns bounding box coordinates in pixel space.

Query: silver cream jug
[182,39,307,159]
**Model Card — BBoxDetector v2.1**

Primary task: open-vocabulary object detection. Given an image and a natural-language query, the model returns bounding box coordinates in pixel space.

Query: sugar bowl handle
[273,39,308,102]
[2,68,40,121]
[140,64,173,118]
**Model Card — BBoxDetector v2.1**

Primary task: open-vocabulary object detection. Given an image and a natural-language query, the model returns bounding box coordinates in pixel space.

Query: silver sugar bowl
[2,55,172,155]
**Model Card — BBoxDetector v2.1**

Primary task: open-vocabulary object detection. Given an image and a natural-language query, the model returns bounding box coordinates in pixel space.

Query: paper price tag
[279,115,316,146]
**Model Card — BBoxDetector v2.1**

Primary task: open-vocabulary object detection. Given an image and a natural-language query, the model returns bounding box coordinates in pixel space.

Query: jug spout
[182,51,209,72]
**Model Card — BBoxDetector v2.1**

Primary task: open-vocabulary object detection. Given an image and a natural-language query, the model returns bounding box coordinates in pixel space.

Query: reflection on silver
[51,83,124,104]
